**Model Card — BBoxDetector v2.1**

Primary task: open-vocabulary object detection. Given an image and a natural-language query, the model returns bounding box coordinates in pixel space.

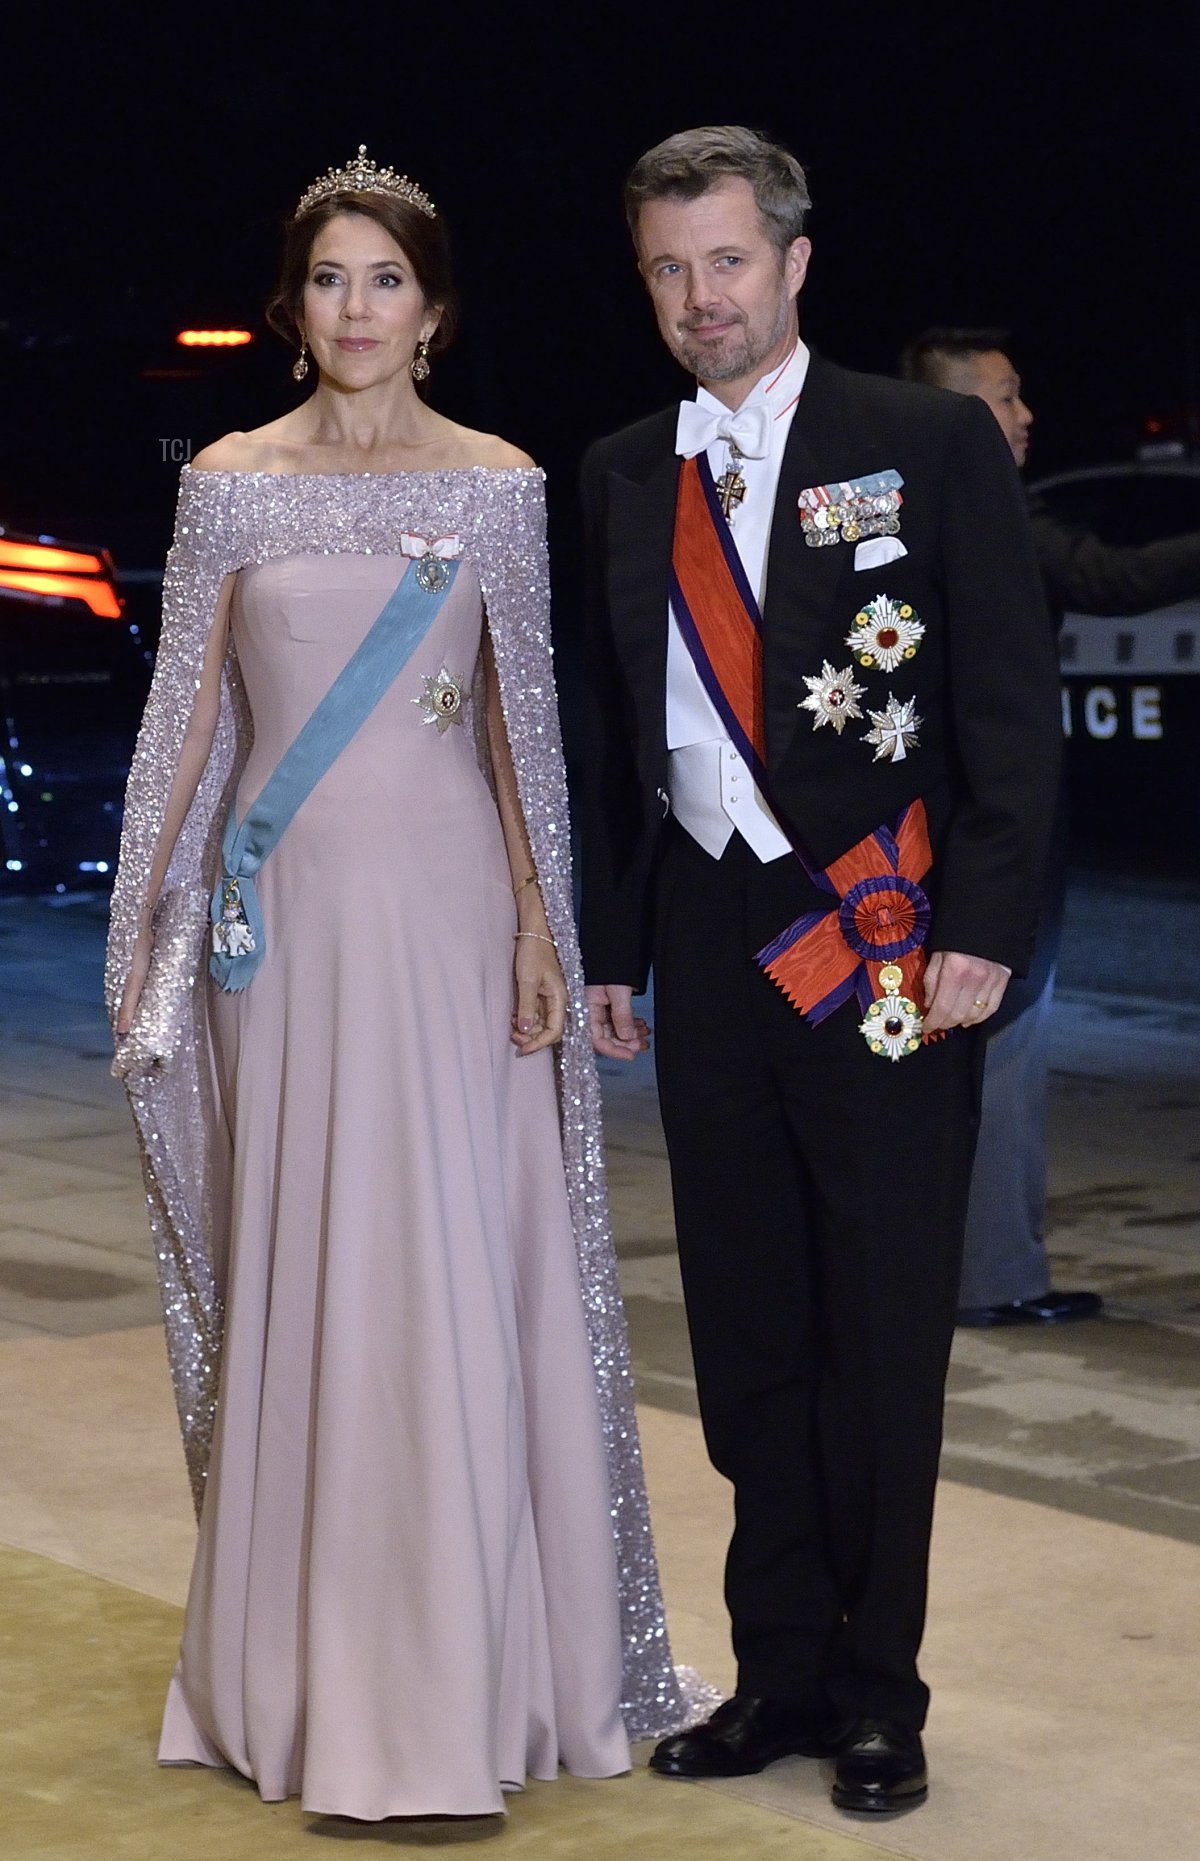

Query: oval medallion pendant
[415,554,452,594]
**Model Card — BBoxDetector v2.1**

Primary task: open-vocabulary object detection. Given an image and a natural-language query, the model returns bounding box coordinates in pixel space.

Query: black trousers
[652,823,983,1730]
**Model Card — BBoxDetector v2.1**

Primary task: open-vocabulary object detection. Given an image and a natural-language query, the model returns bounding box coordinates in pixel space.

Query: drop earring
[292,339,309,382]
[411,338,431,383]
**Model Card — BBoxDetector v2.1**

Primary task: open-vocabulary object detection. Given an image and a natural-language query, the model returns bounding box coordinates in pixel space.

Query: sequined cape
[104,464,689,1740]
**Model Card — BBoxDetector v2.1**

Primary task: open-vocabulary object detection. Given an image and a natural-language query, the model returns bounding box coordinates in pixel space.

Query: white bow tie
[675,399,771,461]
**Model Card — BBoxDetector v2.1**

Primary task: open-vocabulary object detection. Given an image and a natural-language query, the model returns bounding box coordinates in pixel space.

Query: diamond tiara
[295,145,436,220]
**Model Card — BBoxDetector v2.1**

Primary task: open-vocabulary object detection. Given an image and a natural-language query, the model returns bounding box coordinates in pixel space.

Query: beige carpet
[2,1326,1199,1858]
[1,1543,886,1859]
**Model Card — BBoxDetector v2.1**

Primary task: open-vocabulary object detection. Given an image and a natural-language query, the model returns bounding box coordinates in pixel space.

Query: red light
[1143,417,1166,435]
[176,329,253,347]
[0,539,105,574]
[0,570,122,618]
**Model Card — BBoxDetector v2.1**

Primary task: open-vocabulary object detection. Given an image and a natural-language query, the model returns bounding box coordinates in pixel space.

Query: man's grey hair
[624,125,812,259]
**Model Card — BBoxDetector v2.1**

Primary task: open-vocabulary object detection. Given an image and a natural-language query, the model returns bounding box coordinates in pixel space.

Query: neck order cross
[714,440,748,519]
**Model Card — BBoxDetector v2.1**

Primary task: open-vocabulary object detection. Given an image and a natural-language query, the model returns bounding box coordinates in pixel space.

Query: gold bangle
[515,930,555,947]
[512,872,539,897]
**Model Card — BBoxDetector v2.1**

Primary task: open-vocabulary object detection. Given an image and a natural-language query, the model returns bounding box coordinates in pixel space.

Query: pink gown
[157,552,631,1818]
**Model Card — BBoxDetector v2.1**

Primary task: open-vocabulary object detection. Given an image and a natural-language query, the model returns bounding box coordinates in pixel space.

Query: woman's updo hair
[265,192,459,361]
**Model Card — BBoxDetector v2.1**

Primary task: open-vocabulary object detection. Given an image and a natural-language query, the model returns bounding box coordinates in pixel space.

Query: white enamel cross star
[863,693,922,762]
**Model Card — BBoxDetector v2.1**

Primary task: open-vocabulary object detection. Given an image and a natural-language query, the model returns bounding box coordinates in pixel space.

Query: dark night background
[4,6,1200,591]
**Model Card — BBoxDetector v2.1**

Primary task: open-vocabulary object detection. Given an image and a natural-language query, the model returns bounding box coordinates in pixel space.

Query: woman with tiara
[106,147,690,1821]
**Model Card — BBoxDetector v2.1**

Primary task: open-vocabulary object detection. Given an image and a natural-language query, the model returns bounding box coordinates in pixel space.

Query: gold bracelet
[512,872,539,897]
[515,930,555,947]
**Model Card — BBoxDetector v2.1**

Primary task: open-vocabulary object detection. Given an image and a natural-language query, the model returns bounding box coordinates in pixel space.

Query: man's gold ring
[972,997,989,1008]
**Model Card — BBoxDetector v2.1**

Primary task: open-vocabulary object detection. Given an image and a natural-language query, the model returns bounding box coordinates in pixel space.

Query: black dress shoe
[649,1696,844,1778]
[831,1718,928,1814]
[957,1288,1103,1328]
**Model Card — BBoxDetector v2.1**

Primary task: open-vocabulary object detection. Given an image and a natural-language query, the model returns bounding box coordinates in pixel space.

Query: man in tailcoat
[577,128,1061,1815]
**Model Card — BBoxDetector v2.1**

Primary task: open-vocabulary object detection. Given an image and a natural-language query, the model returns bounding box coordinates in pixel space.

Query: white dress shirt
[666,340,810,862]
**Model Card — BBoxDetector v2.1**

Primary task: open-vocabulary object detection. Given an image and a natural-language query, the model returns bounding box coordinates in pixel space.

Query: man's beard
[674,289,792,384]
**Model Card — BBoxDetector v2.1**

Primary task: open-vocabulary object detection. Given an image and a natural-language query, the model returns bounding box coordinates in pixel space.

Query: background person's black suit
[577,352,1062,1729]
[1030,492,1200,623]
[983,497,1200,1037]
[958,494,1200,1316]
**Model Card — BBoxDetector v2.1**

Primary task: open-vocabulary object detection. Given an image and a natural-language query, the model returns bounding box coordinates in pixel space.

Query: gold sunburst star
[413,667,466,732]
[798,661,867,735]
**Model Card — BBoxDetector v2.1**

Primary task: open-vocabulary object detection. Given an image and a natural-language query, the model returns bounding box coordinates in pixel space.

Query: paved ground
[2,874,1198,1548]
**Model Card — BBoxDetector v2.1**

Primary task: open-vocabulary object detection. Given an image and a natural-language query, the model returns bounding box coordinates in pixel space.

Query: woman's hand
[116,918,154,1038]
[511,932,568,1055]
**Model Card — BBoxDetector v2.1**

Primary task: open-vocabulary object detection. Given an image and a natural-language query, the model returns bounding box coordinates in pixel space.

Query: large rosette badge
[837,872,931,968]
[755,801,937,1057]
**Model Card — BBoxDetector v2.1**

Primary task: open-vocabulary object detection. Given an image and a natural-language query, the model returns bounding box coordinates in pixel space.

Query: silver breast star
[798,661,867,735]
[413,667,466,733]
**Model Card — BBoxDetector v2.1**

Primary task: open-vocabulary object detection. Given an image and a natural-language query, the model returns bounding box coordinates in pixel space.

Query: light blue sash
[209,556,459,991]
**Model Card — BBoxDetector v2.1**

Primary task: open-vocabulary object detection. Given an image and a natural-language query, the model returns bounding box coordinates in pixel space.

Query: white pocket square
[854,537,909,571]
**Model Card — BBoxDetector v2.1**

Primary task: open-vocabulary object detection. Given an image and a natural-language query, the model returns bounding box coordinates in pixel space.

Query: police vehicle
[0,529,151,887]
[1031,456,1200,860]
[0,314,269,890]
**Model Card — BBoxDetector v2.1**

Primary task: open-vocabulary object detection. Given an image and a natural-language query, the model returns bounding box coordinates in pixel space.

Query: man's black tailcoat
[578,352,1061,992]
[573,353,1065,1728]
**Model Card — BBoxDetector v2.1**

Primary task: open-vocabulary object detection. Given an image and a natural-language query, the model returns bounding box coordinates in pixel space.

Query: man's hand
[586,983,651,1062]
[922,950,1012,1034]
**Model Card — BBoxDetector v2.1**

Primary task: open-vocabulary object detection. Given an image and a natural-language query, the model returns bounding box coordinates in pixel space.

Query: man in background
[902,327,1200,1326]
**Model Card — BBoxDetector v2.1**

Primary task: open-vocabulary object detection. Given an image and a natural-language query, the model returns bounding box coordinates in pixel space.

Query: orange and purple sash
[669,453,771,791]
[669,454,934,1024]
